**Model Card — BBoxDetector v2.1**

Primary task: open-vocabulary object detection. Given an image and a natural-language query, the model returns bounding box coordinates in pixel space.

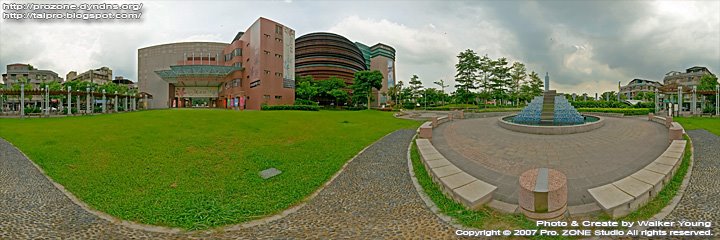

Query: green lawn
[0,109,419,230]
[675,117,720,136]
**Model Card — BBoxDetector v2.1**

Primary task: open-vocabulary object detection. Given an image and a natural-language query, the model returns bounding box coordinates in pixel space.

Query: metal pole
[67,86,72,115]
[692,86,697,115]
[20,83,25,118]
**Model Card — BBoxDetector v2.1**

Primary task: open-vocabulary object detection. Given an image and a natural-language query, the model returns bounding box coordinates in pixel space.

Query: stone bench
[588,139,686,218]
[431,116,450,128]
[650,115,667,126]
[669,122,685,141]
[416,139,497,210]
[418,121,433,139]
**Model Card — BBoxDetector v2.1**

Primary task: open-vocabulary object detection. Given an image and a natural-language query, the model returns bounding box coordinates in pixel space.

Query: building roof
[686,66,709,72]
[155,65,241,86]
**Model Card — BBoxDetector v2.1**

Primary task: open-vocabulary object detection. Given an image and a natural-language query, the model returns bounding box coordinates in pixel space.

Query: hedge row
[261,105,319,111]
[577,108,652,115]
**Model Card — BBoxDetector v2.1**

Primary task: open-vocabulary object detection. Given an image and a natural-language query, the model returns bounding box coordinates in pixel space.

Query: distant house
[619,78,662,100]
[1,63,63,89]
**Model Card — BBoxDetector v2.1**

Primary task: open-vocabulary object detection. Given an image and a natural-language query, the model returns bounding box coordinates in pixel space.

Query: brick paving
[658,129,719,237]
[0,130,459,239]
[431,117,669,205]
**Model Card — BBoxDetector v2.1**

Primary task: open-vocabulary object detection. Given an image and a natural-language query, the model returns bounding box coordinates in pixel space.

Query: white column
[125,96,128,111]
[86,87,91,114]
[67,86,72,115]
[692,86,697,115]
[654,88,659,114]
[45,85,49,116]
[102,90,107,113]
[76,94,80,114]
[716,84,719,116]
[41,88,45,116]
[114,91,118,112]
[20,83,25,118]
[678,86,683,117]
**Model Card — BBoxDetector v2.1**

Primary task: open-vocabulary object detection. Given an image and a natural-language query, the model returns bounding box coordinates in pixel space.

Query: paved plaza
[431,116,670,205]
[0,130,458,239]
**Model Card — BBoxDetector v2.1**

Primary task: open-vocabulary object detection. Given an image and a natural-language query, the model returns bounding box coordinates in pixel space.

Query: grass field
[675,117,720,136]
[0,109,419,230]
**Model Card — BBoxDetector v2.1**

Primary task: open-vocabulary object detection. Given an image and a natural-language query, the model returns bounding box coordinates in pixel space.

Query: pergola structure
[0,87,151,118]
[655,83,719,117]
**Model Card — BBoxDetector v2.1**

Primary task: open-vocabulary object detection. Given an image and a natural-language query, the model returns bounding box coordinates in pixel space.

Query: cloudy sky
[1,0,718,95]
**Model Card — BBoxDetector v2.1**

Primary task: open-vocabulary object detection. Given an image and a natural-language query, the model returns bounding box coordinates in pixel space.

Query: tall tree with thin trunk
[409,74,423,104]
[454,49,480,105]
[351,70,383,109]
[509,62,527,106]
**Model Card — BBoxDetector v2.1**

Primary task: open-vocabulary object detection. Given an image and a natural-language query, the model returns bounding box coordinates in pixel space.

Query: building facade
[66,67,113,84]
[112,76,137,91]
[138,18,295,110]
[619,78,662,99]
[2,63,63,89]
[663,66,716,87]
[295,32,396,107]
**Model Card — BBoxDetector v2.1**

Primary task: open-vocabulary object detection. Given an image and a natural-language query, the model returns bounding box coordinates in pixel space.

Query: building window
[233,48,242,57]
[224,53,232,61]
[263,95,270,100]
[275,96,282,100]
[264,34,270,38]
[264,50,270,55]
[275,24,282,34]
[264,70,270,75]
[234,62,242,68]
[275,38,282,42]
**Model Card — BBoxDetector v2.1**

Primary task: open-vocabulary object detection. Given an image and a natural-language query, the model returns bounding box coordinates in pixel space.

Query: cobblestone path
[660,129,720,237]
[1,130,458,239]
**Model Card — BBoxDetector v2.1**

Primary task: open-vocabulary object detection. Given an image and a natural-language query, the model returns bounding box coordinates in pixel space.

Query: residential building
[619,79,662,99]
[66,66,113,84]
[1,63,63,89]
[663,66,716,87]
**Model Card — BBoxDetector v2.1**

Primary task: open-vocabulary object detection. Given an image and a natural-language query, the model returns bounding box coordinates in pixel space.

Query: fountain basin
[498,115,604,135]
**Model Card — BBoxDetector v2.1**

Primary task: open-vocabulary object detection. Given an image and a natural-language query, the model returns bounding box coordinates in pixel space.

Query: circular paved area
[431,116,669,205]
[0,130,459,239]
[657,129,720,237]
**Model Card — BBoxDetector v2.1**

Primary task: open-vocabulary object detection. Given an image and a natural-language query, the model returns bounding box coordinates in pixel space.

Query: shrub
[570,101,630,108]
[261,105,319,111]
[577,108,652,115]
[62,107,78,114]
[23,107,41,114]
[294,99,318,106]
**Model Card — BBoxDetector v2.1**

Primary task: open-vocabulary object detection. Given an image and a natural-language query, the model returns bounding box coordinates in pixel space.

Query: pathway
[0,130,458,239]
[660,129,720,237]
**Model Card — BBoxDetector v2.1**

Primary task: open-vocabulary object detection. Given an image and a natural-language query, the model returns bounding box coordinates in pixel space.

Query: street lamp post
[41,87,45,116]
[654,88,659,114]
[716,84,719,116]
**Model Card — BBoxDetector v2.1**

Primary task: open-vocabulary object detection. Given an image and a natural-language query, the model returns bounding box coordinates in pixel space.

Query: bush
[62,107,78,114]
[94,106,103,113]
[570,101,629,108]
[23,107,41,114]
[261,105,319,111]
[294,99,319,106]
[577,108,652,115]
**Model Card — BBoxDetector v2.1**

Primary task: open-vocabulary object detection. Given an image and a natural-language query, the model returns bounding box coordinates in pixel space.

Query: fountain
[499,74,603,134]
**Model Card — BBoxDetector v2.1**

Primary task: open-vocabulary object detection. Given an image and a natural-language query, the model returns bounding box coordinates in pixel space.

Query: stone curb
[406,134,473,231]
[3,130,395,234]
[630,133,695,232]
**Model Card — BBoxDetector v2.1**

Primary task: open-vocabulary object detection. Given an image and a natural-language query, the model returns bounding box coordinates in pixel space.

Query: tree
[454,49,480,104]
[509,62,527,106]
[295,75,318,101]
[433,79,449,105]
[317,76,347,105]
[351,70,383,109]
[387,81,403,107]
[408,74,423,103]
[698,74,719,90]
[489,57,510,105]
